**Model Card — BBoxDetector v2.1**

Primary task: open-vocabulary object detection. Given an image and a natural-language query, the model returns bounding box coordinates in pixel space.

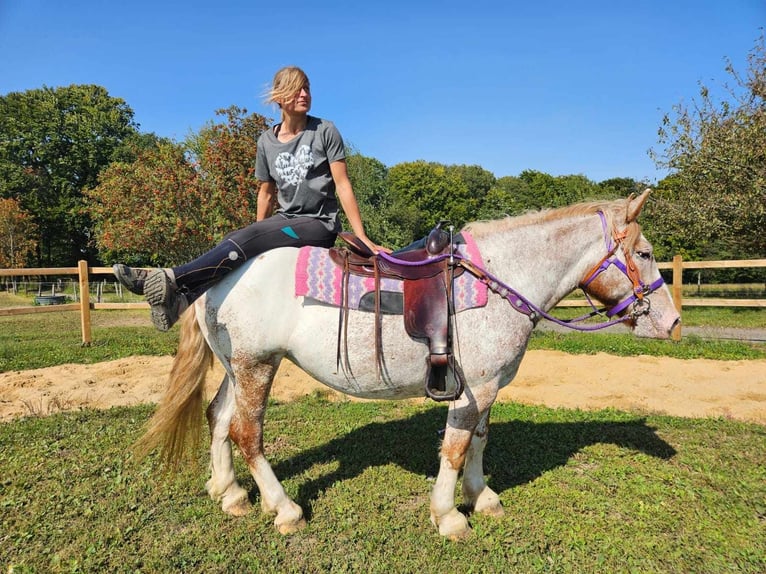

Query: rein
[376,212,666,332]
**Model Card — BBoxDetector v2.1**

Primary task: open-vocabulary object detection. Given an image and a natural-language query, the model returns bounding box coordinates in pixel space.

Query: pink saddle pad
[295,232,488,312]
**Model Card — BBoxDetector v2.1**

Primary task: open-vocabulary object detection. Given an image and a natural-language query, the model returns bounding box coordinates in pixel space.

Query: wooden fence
[1,258,764,345]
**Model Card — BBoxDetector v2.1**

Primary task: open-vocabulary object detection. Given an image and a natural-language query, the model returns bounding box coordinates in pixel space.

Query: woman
[114,66,387,331]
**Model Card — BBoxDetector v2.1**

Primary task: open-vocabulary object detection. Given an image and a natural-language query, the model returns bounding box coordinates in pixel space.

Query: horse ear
[626,189,651,223]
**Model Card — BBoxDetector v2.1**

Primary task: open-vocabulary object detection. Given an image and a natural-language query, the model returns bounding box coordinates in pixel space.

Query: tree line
[1,36,763,276]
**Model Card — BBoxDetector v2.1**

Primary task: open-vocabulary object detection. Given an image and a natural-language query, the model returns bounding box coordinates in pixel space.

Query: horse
[136,190,680,539]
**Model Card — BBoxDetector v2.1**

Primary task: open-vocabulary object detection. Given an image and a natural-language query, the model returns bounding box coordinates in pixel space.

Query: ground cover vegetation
[1,398,764,572]
[0,307,763,373]
[0,36,763,275]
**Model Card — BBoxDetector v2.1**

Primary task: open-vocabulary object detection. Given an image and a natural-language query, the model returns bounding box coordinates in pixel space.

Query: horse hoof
[477,503,505,518]
[434,508,471,539]
[448,528,472,541]
[223,498,252,517]
[473,489,504,518]
[277,517,307,535]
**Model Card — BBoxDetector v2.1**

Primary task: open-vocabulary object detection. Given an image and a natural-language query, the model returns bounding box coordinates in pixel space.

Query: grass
[0,284,145,307]
[528,330,766,360]
[1,398,764,573]
[549,304,765,329]
[678,306,765,328]
[681,282,765,299]
[0,306,763,373]
[1,290,763,571]
[0,310,179,372]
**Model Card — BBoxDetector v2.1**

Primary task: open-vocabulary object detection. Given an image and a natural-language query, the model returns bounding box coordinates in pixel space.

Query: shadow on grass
[270,407,675,518]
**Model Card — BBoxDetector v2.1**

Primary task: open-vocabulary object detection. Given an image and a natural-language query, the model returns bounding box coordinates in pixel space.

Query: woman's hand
[360,236,392,255]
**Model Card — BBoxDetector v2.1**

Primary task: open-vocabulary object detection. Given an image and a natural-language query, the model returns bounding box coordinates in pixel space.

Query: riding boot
[112,264,151,295]
[144,270,188,332]
[144,239,247,332]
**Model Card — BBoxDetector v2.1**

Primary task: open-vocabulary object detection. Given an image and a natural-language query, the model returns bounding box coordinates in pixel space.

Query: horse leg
[462,410,504,518]
[205,374,251,516]
[430,421,475,539]
[228,358,306,535]
[430,386,500,539]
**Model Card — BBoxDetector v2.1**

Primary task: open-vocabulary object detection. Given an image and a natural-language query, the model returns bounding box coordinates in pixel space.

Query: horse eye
[635,250,652,261]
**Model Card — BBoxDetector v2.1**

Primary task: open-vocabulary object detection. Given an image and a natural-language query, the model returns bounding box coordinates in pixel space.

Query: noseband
[579,211,665,320]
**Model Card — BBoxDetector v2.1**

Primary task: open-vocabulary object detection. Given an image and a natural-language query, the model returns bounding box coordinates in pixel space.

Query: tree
[518,170,600,209]
[86,141,201,266]
[0,85,139,265]
[597,177,643,199]
[387,161,492,239]
[0,198,38,267]
[87,107,268,266]
[186,106,269,232]
[476,176,533,219]
[344,152,415,248]
[650,34,766,259]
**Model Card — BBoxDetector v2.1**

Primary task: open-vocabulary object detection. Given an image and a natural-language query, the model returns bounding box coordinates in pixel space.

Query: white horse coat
[138,192,680,539]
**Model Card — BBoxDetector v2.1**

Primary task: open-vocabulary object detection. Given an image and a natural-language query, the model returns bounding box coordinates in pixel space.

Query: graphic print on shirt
[275,145,313,202]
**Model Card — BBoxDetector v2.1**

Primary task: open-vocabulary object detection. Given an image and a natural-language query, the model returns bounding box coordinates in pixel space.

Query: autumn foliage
[0,197,38,268]
[87,106,269,266]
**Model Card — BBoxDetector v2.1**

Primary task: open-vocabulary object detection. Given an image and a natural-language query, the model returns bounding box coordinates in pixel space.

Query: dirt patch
[1,352,764,424]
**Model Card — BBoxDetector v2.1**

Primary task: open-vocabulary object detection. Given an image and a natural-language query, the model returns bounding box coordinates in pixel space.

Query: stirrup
[424,355,465,402]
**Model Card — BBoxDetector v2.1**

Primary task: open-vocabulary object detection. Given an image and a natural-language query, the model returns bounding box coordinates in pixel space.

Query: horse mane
[463,196,643,251]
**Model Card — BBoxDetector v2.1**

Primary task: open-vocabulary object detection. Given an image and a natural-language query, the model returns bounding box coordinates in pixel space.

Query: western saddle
[329,223,466,401]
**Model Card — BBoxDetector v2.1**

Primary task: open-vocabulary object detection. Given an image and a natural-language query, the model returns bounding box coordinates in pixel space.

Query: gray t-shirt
[255,115,345,232]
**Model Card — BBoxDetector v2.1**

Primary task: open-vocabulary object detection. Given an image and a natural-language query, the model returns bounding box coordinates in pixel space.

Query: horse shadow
[268,407,675,518]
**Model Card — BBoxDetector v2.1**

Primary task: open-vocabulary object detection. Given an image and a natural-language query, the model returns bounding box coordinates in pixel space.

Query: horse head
[580,189,680,338]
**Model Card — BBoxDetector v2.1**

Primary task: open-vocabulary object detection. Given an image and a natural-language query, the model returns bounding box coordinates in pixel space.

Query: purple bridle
[375,212,666,332]
[577,211,665,320]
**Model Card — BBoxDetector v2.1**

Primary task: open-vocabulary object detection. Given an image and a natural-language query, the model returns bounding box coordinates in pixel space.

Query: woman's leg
[143,216,335,331]
[174,215,335,295]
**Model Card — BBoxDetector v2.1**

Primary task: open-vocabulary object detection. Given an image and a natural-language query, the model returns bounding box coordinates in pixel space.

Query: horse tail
[134,307,213,468]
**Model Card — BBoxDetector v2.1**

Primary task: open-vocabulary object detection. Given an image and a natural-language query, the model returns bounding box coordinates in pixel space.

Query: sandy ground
[1,351,764,424]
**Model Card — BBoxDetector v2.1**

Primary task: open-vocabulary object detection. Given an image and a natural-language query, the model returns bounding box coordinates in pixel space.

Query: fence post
[672,254,683,341]
[78,260,92,346]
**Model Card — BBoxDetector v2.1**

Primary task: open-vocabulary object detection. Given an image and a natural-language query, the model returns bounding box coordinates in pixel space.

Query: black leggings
[173,215,336,300]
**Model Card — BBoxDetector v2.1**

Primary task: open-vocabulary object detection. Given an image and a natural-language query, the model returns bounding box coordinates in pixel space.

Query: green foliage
[475,175,532,219]
[650,33,766,261]
[2,400,764,572]
[186,105,268,234]
[518,170,602,208]
[387,161,494,239]
[4,39,763,270]
[86,141,200,266]
[344,152,415,248]
[597,177,647,198]
[0,85,140,265]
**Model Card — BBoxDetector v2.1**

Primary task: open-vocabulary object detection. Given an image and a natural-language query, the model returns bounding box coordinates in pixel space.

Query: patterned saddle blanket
[294,232,488,313]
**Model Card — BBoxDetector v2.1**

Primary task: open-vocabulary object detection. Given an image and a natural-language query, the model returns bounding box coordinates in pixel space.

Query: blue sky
[1,0,763,183]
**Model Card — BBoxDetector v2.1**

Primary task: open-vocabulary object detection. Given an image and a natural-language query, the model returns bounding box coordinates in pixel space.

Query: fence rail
[1,258,764,345]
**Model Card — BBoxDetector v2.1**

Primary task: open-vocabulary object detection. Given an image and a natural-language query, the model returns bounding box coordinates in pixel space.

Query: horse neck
[475,214,607,312]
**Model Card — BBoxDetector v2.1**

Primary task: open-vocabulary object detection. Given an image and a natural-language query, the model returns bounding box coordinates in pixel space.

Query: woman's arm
[256,180,277,222]
[330,159,389,253]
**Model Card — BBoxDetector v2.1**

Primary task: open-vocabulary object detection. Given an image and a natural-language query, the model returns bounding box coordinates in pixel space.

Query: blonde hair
[265,66,310,116]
